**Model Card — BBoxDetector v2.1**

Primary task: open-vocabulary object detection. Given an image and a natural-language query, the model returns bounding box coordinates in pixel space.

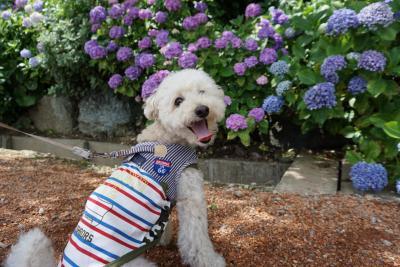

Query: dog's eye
[199,90,205,94]
[174,97,184,107]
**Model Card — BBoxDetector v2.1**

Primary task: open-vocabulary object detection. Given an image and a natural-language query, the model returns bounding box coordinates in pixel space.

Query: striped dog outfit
[59,142,197,267]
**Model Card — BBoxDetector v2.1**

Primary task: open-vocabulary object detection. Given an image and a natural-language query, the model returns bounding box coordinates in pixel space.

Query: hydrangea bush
[0,0,47,121]
[279,0,400,189]
[84,0,292,147]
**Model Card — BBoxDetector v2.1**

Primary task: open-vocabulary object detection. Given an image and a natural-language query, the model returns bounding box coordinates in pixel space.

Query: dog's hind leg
[176,167,225,267]
[4,228,56,267]
[122,256,157,267]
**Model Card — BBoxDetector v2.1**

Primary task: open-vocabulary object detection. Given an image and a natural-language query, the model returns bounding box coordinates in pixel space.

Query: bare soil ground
[0,153,399,267]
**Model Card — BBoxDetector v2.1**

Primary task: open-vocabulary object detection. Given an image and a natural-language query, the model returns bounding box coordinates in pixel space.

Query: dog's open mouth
[188,119,213,143]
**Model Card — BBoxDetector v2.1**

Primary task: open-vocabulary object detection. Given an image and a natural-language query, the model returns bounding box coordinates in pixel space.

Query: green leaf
[15,94,36,107]
[297,69,319,85]
[236,77,245,87]
[380,26,397,41]
[220,68,234,77]
[238,131,250,147]
[360,140,381,160]
[345,150,364,164]
[367,79,385,97]
[227,131,238,140]
[258,120,269,135]
[383,121,400,139]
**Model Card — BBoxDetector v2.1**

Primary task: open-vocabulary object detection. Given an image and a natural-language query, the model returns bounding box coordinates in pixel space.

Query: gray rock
[78,90,139,137]
[38,207,44,215]
[233,190,243,198]
[29,96,74,134]
[382,240,392,246]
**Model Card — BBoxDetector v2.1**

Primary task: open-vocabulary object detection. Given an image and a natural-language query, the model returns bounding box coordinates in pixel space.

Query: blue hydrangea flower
[33,0,43,12]
[348,76,367,95]
[284,27,295,38]
[396,180,400,194]
[22,17,32,27]
[320,55,347,83]
[29,57,40,67]
[262,96,284,114]
[89,6,107,24]
[358,2,394,29]
[108,4,124,19]
[358,50,386,72]
[269,60,289,76]
[304,82,337,110]
[109,26,125,39]
[350,162,388,192]
[259,48,278,65]
[20,49,32,58]
[276,80,292,96]
[326,8,359,35]
[346,52,361,61]
[1,10,12,20]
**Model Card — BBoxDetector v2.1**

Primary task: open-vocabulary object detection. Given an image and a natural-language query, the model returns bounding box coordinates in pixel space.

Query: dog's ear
[143,93,158,120]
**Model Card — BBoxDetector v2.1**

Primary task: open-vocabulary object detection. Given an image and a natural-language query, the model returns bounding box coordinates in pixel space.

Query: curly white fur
[5,69,226,267]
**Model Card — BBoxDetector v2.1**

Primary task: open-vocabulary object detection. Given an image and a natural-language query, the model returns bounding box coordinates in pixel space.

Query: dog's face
[144,69,226,147]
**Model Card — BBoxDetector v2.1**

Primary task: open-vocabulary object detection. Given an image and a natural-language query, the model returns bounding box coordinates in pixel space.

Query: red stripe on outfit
[104,181,161,216]
[69,237,109,265]
[87,197,149,232]
[80,217,137,250]
[117,167,166,200]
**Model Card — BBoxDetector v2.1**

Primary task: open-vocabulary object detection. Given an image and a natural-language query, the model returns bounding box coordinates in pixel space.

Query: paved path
[275,153,338,195]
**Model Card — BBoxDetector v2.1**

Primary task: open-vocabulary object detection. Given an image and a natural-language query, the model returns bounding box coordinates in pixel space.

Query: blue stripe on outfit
[62,253,79,267]
[108,177,162,210]
[73,231,119,260]
[83,211,142,245]
[92,192,154,227]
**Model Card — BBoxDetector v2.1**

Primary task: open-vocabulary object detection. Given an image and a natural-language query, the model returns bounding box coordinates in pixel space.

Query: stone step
[275,153,338,195]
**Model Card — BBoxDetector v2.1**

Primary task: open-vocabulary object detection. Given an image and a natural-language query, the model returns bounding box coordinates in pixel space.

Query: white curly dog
[5,69,226,267]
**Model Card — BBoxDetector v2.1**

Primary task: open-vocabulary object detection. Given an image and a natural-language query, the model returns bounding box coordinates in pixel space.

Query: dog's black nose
[195,105,209,118]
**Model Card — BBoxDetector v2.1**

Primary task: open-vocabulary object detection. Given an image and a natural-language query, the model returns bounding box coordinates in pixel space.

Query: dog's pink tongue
[191,120,212,142]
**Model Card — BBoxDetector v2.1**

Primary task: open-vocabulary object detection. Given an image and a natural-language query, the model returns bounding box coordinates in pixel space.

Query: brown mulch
[0,156,399,267]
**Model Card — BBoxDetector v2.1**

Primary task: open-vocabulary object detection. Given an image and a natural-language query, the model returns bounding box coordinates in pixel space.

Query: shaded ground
[0,153,399,266]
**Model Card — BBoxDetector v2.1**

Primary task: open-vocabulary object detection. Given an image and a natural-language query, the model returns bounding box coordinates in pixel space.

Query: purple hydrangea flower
[224,96,232,106]
[127,6,139,18]
[276,80,292,96]
[269,7,289,24]
[194,13,208,24]
[259,48,278,65]
[89,46,107,59]
[244,38,258,51]
[20,48,32,58]
[262,96,284,114]
[141,70,170,99]
[138,37,152,50]
[244,56,258,68]
[358,50,386,72]
[257,20,275,39]
[15,0,28,9]
[1,11,12,20]
[29,56,40,67]
[108,74,123,89]
[116,47,133,62]
[226,114,248,131]
[109,26,125,39]
[161,42,182,59]
[214,38,228,49]
[183,16,199,30]
[231,37,242,48]
[91,24,101,32]
[123,0,137,8]
[33,0,43,12]
[196,37,211,49]
[109,0,118,5]
[248,108,265,122]
[178,52,198,68]
[22,17,32,27]
[109,4,124,19]
[272,33,283,49]
[304,82,337,110]
[155,30,169,47]
[194,2,207,12]
[147,0,155,5]
[164,0,181,12]
[234,62,247,76]
[320,55,347,83]
[348,76,367,95]
[269,60,289,76]
[350,162,388,192]
[155,11,167,23]
[123,15,134,25]
[188,43,198,52]
[256,75,268,85]
[245,3,262,18]
[125,66,142,81]
[84,40,98,54]
[358,2,394,29]
[138,8,152,20]
[222,31,235,40]
[326,8,359,35]
[107,41,118,52]
[284,27,295,38]
[90,6,107,24]
[135,53,155,69]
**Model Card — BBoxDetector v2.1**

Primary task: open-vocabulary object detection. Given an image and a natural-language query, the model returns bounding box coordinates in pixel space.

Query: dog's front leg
[176,167,225,267]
